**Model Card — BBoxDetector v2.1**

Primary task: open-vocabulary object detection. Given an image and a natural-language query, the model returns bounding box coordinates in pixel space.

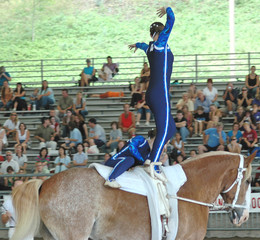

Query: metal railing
[0,52,259,85]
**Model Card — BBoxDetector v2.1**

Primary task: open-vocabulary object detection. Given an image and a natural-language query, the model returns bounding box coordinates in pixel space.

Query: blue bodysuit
[136,7,176,163]
[105,135,150,181]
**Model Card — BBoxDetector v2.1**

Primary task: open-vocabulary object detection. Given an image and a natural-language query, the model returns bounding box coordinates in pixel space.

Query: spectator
[29,88,39,109]
[194,90,212,113]
[49,109,60,123]
[245,66,259,98]
[174,110,189,143]
[172,154,184,165]
[227,136,242,153]
[12,82,27,111]
[237,87,253,108]
[171,132,186,157]
[98,56,119,81]
[0,66,11,88]
[119,104,136,138]
[36,147,50,170]
[189,150,197,158]
[73,91,88,119]
[130,77,143,107]
[57,89,73,118]
[0,80,13,111]
[203,78,219,107]
[234,106,245,124]
[136,92,151,126]
[34,117,57,150]
[194,106,209,136]
[239,108,256,130]
[103,153,112,164]
[74,114,88,141]
[84,139,100,154]
[4,166,15,188]
[241,122,258,153]
[80,58,96,86]
[12,144,27,171]
[0,123,8,155]
[36,80,55,110]
[252,103,260,134]
[176,92,194,112]
[106,121,122,152]
[61,121,82,151]
[207,104,222,129]
[187,83,197,102]
[61,109,75,138]
[87,118,106,148]
[198,122,226,154]
[0,151,19,174]
[32,162,50,181]
[15,123,30,154]
[116,140,126,154]
[54,146,71,173]
[253,91,260,107]
[222,82,238,116]
[3,112,20,139]
[227,122,243,144]
[140,62,150,90]
[49,116,60,142]
[73,143,88,168]
[182,105,193,137]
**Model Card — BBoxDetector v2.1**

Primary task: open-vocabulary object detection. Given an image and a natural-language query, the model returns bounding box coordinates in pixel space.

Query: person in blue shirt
[61,121,82,150]
[0,66,11,88]
[80,59,96,86]
[128,6,176,171]
[105,135,150,188]
[198,122,227,154]
[227,122,243,143]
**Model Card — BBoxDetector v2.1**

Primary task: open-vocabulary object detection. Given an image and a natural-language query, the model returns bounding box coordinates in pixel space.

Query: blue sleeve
[128,136,147,161]
[136,42,149,53]
[128,144,144,162]
[204,128,212,136]
[156,7,175,47]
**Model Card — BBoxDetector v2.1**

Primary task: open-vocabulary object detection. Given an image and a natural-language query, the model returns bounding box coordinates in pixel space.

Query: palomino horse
[11,151,255,240]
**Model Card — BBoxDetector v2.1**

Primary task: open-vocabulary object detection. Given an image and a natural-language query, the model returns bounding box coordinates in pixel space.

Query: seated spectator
[32,162,50,181]
[0,66,11,88]
[80,58,96,86]
[194,90,212,113]
[119,104,136,138]
[49,116,60,142]
[227,136,242,153]
[98,56,119,81]
[84,140,100,154]
[73,91,88,119]
[241,122,258,153]
[207,104,222,129]
[140,62,150,90]
[237,87,253,108]
[203,78,219,108]
[106,121,122,152]
[182,105,193,137]
[174,110,189,143]
[136,92,151,126]
[130,77,143,107]
[0,80,13,111]
[87,118,106,148]
[0,123,8,155]
[36,80,55,110]
[116,140,126,154]
[4,166,15,187]
[3,112,20,139]
[222,82,238,116]
[194,106,209,136]
[49,109,60,123]
[61,109,75,138]
[172,154,184,165]
[73,143,88,168]
[207,116,220,129]
[234,106,245,124]
[176,93,194,112]
[36,147,50,170]
[15,123,30,154]
[187,83,197,102]
[57,89,73,118]
[245,66,259,98]
[61,122,83,151]
[253,91,260,107]
[29,88,39,109]
[12,144,27,171]
[103,153,112,164]
[189,150,197,158]
[227,122,243,144]
[34,117,57,150]
[54,146,71,173]
[12,82,27,111]
[171,132,186,157]
[239,108,256,130]
[198,122,226,154]
[252,103,260,134]
[74,114,88,141]
[0,151,19,174]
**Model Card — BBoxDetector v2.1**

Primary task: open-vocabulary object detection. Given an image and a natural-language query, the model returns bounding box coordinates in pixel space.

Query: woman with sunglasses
[227,136,242,153]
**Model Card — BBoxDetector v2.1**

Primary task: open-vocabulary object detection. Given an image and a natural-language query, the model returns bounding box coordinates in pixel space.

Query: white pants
[39,141,57,150]
[9,227,34,240]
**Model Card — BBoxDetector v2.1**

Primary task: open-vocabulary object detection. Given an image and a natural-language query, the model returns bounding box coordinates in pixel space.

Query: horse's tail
[11,179,43,240]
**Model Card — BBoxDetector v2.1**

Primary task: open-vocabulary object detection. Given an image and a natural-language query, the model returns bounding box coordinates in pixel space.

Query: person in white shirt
[0,123,8,155]
[203,78,219,108]
[12,145,28,171]
[3,112,20,140]
[0,151,19,174]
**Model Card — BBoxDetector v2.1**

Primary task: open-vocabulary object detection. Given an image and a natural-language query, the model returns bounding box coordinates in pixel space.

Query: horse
[11,151,255,240]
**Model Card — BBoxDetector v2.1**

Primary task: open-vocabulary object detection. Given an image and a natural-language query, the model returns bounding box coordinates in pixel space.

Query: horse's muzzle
[229,208,249,226]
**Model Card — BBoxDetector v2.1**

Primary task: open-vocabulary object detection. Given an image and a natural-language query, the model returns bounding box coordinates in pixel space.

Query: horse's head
[221,151,256,226]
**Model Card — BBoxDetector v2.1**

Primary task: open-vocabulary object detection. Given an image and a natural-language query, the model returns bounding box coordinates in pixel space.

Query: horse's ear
[245,151,257,167]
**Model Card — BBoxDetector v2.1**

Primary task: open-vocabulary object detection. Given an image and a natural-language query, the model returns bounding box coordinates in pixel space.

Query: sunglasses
[242,89,247,91]
[6,154,12,156]
[11,114,17,116]
[231,139,236,141]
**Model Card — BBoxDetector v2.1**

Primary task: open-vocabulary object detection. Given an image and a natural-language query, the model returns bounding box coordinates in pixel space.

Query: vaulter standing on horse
[129,6,176,172]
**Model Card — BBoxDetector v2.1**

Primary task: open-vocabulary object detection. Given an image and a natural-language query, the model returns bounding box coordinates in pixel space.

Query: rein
[168,155,248,211]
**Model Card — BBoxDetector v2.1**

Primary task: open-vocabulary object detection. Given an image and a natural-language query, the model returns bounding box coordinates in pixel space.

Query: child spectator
[12,82,27,111]
[29,88,39,109]
[189,150,197,158]
[227,136,242,153]
[73,143,88,168]
[36,147,50,170]
[182,105,193,137]
[140,62,150,90]
[207,104,222,128]
[136,93,151,126]
[130,77,143,107]
[172,154,184,165]
[171,132,186,157]
[15,123,30,154]
[241,122,258,153]
[54,146,71,173]
[234,106,245,124]
[0,80,13,111]
[194,106,209,136]
[73,91,88,119]
[239,108,256,130]
[106,121,122,152]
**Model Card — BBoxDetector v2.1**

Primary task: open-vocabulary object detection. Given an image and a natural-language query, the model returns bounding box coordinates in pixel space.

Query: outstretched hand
[157,7,166,18]
[128,44,138,53]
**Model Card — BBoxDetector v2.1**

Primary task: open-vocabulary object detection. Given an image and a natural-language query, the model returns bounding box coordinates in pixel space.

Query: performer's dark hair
[150,22,164,37]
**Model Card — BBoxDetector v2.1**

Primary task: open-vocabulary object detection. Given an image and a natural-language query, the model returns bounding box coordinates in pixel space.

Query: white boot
[104,180,121,189]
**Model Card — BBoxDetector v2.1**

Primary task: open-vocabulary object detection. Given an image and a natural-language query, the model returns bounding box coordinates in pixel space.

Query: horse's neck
[180,154,237,204]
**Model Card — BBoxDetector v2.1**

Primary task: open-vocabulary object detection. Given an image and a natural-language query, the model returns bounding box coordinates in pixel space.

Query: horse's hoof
[104,180,121,189]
